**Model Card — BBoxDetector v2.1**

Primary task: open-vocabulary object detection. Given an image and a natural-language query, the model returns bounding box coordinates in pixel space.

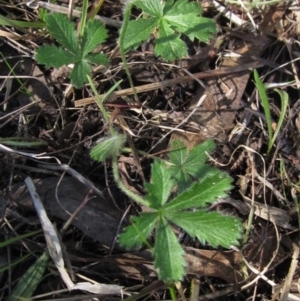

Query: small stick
[75,61,264,107]
[26,1,122,28]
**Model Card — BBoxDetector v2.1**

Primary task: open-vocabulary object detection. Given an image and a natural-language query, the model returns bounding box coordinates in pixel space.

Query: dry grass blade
[25,176,74,290]
[279,244,300,301]
[26,0,122,28]
[24,177,123,295]
[190,278,200,301]
[1,0,299,299]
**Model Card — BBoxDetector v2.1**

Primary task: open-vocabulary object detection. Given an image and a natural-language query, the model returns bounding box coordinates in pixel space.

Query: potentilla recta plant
[34,0,242,283]
[91,138,243,282]
[35,13,109,88]
[122,0,218,61]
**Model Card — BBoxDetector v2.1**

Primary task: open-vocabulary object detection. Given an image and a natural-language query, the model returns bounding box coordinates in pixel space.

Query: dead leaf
[3,177,126,250]
[259,2,290,35]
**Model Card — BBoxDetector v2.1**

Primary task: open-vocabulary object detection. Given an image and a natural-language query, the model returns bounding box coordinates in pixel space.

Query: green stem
[168,283,176,300]
[87,75,146,206]
[0,139,47,147]
[112,154,149,207]
[87,75,121,136]
[291,188,300,241]
[119,1,140,105]
[87,75,109,122]
[79,0,88,36]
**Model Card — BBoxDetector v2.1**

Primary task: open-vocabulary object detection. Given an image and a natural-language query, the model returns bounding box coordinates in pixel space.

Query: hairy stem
[112,154,149,207]
[87,75,121,136]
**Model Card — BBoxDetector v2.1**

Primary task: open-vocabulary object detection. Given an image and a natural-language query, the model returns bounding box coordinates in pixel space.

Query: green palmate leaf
[119,213,157,249]
[144,161,174,209]
[81,19,108,57]
[168,140,191,190]
[35,13,109,88]
[169,139,215,176]
[169,139,216,192]
[69,60,92,88]
[123,18,158,52]
[164,0,216,42]
[186,139,215,171]
[164,170,232,211]
[90,133,126,162]
[155,20,187,61]
[44,13,79,55]
[125,0,217,61]
[165,211,242,248]
[85,53,110,65]
[185,20,218,43]
[169,140,187,167]
[135,0,164,15]
[118,139,242,283]
[153,216,186,281]
[35,45,76,68]
[168,0,200,13]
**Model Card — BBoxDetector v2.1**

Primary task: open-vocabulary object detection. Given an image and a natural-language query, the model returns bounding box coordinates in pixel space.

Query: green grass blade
[253,69,273,153]
[0,53,29,93]
[87,76,122,124]
[0,15,45,27]
[7,252,50,301]
[0,253,33,273]
[0,230,41,248]
[89,0,106,20]
[270,89,289,149]
[0,138,47,147]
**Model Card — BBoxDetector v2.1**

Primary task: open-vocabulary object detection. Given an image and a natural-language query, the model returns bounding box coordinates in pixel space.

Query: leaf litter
[0,0,300,300]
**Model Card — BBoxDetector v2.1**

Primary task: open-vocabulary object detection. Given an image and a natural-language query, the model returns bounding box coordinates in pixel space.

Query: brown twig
[75,61,264,107]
